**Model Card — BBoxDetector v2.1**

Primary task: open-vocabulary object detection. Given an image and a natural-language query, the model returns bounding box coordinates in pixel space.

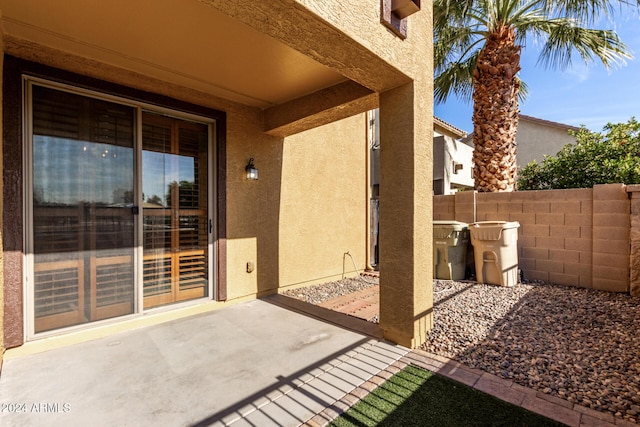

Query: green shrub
[518,118,640,190]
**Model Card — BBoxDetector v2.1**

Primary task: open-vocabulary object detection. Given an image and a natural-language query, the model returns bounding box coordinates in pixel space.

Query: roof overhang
[1,0,350,109]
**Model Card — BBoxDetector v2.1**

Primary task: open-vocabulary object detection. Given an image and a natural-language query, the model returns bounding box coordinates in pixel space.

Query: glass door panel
[31,85,135,333]
[142,112,208,308]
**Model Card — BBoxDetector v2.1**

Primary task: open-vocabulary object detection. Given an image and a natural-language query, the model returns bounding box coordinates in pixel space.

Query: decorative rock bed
[284,276,640,424]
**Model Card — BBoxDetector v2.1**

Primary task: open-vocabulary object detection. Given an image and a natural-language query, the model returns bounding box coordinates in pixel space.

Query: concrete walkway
[1,295,633,427]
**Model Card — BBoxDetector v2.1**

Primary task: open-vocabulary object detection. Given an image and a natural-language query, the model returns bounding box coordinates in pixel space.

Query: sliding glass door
[31,85,136,333]
[28,83,212,334]
[141,112,209,308]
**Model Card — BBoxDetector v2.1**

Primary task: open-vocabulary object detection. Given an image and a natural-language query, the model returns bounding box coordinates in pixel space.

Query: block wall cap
[626,184,640,193]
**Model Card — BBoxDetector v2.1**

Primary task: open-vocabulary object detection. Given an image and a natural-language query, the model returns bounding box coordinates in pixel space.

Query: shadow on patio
[0,297,406,427]
[287,276,640,425]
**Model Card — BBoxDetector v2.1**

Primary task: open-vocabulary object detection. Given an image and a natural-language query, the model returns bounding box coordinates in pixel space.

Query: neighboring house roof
[434,116,467,139]
[519,114,581,132]
[461,114,581,146]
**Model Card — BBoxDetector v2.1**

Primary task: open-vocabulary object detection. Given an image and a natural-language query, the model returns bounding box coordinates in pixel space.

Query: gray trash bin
[433,221,469,280]
[469,221,520,286]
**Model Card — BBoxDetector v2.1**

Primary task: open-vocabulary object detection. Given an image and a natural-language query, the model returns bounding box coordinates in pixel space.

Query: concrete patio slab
[0,298,407,427]
[3,290,623,427]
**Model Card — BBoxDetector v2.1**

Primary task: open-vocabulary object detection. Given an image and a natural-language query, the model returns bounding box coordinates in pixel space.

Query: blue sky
[434,9,640,134]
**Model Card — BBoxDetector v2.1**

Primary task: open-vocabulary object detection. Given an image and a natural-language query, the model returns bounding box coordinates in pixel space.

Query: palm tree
[434,0,632,192]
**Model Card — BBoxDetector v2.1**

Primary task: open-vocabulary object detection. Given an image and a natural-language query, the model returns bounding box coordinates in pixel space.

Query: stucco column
[378,82,433,348]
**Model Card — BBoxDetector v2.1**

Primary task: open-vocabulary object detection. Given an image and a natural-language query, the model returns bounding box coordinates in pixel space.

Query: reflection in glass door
[142,112,209,308]
[31,85,135,333]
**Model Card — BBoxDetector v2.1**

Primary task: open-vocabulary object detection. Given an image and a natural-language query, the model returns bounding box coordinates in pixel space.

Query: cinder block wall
[433,184,631,293]
[626,185,640,296]
[592,185,630,292]
[433,194,455,220]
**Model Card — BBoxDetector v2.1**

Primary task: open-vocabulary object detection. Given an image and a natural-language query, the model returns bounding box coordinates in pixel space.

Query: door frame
[2,56,227,345]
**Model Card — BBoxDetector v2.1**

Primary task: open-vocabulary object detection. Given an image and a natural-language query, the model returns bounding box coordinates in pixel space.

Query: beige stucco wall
[224,107,284,300]
[278,114,367,289]
[516,119,577,167]
[225,113,368,299]
[379,82,434,347]
[299,0,428,82]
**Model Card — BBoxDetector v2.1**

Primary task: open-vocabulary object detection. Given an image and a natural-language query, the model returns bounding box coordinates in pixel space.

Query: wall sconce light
[453,162,464,174]
[246,158,258,180]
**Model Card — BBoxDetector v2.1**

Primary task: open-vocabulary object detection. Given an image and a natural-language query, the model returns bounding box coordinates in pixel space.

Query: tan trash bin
[433,221,469,280]
[469,221,520,286]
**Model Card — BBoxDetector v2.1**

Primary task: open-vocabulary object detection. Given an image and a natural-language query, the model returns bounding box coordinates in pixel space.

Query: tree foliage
[434,0,633,192]
[518,118,640,190]
[434,0,631,105]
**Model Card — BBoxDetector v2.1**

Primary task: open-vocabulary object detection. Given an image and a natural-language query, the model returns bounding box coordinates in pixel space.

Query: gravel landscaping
[284,276,640,424]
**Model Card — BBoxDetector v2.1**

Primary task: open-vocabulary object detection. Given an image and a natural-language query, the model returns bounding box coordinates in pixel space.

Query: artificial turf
[329,365,566,427]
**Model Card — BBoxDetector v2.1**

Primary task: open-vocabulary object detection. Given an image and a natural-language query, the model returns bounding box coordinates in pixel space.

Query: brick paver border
[304,349,636,427]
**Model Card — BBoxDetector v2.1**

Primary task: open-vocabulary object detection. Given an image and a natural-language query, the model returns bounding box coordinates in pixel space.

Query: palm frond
[537,22,631,69]
[540,0,616,24]
[435,25,485,70]
[517,78,529,102]
[434,52,479,104]
[432,0,634,104]
[433,0,477,23]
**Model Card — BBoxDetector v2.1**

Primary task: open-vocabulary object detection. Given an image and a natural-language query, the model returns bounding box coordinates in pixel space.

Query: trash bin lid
[470,221,519,229]
[433,220,468,231]
[469,221,520,240]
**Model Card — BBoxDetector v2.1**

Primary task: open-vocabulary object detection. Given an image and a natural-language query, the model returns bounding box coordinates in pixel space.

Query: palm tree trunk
[472,27,521,192]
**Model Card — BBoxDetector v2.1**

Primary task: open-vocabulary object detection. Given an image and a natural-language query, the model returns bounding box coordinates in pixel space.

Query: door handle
[209,219,213,234]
